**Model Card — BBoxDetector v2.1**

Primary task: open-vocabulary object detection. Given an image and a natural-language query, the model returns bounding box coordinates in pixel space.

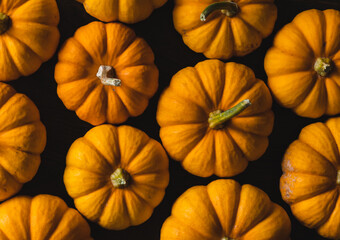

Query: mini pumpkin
[161,179,291,240]
[280,117,340,239]
[173,0,277,59]
[0,194,92,239]
[157,59,274,177]
[0,0,59,81]
[76,0,167,23]
[55,22,158,125]
[265,9,340,118]
[64,124,169,230]
[0,82,46,201]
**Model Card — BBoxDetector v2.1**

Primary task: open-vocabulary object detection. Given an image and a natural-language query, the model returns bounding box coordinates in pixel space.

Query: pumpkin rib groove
[118,82,149,101]
[78,137,114,173]
[0,89,16,113]
[324,124,340,165]
[121,137,153,169]
[0,228,10,240]
[104,88,129,121]
[237,13,263,38]
[60,38,94,66]
[222,127,247,161]
[227,118,269,137]
[126,189,155,209]
[0,38,21,78]
[0,118,42,136]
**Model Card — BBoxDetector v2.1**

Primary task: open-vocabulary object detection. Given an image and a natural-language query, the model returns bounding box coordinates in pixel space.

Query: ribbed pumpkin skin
[173,0,277,59]
[0,0,59,81]
[0,83,46,201]
[280,117,340,239]
[0,194,93,240]
[77,0,167,23]
[157,60,274,177]
[64,124,169,230]
[55,22,158,125]
[265,9,340,118]
[161,179,291,240]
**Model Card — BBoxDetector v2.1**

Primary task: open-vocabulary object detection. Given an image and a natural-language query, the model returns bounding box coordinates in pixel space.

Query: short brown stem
[111,168,131,189]
[200,1,239,21]
[208,99,251,129]
[314,57,333,77]
[0,13,10,35]
[97,65,121,86]
[337,170,340,185]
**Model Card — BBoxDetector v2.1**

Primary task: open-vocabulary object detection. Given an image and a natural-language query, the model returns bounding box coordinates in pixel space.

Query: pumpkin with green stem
[173,0,277,59]
[157,59,274,177]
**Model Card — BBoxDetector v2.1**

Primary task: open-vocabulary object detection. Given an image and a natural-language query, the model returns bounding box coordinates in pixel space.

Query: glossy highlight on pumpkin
[0,194,93,239]
[77,0,167,23]
[280,117,340,239]
[173,0,277,59]
[161,179,291,240]
[157,59,274,178]
[0,82,46,201]
[0,0,60,81]
[55,21,159,125]
[265,9,340,118]
[64,124,169,230]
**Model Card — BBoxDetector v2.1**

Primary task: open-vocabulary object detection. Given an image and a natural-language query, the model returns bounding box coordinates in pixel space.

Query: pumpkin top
[55,21,159,126]
[157,59,274,177]
[280,117,340,239]
[64,124,169,230]
[161,179,291,240]
[264,9,340,118]
[0,194,93,240]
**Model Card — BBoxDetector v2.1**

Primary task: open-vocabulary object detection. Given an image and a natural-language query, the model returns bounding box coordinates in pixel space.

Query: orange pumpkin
[264,9,340,118]
[0,194,92,239]
[157,59,273,177]
[161,179,291,240]
[76,0,167,23]
[0,82,46,201]
[0,0,59,81]
[173,0,277,59]
[64,124,169,230]
[55,22,158,125]
[280,117,340,239]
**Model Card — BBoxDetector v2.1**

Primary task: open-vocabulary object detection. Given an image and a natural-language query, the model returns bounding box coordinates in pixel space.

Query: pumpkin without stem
[0,0,59,81]
[265,9,340,118]
[64,124,169,230]
[173,0,277,59]
[0,194,92,239]
[157,59,274,177]
[55,22,158,125]
[161,179,291,240]
[0,82,46,201]
[281,117,340,239]
[76,0,167,23]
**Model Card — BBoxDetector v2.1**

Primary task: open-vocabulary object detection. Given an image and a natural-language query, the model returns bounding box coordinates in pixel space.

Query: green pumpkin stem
[0,13,10,35]
[97,65,121,86]
[200,1,239,21]
[208,99,251,129]
[314,57,333,77]
[110,168,131,189]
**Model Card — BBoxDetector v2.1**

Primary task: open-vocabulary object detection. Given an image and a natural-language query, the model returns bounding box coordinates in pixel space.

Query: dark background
[6,0,340,239]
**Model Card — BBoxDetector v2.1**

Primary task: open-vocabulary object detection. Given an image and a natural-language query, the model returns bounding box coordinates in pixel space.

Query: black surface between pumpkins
[5,0,340,239]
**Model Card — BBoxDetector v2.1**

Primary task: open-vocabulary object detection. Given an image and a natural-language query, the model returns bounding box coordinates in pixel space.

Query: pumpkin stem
[111,168,131,189]
[314,57,333,77]
[96,65,121,86]
[337,171,340,185]
[208,99,251,129]
[200,1,239,21]
[0,13,10,35]
[222,237,235,240]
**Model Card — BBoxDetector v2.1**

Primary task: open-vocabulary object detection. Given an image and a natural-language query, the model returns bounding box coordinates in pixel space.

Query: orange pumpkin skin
[161,179,291,240]
[0,83,46,201]
[55,22,158,125]
[265,9,340,118]
[173,0,277,59]
[0,0,59,81]
[280,117,340,239]
[77,0,167,23]
[156,59,274,177]
[64,124,169,230]
[0,194,93,239]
